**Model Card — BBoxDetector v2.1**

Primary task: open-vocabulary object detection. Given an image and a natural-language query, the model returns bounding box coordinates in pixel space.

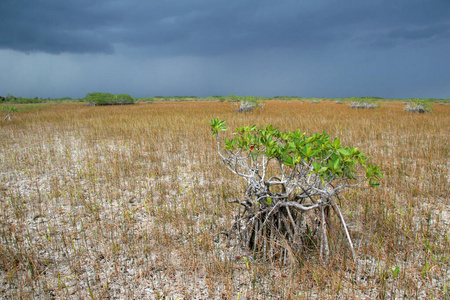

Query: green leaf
[318,166,328,173]
[333,158,340,170]
[312,162,321,172]
[282,155,295,166]
[288,141,296,151]
[333,138,341,149]
[392,266,400,279]
[265,197,272,205]
[337,148,349,156]
[351,147,361,155]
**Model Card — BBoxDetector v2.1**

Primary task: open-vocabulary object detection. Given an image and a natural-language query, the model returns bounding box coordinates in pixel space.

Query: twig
[330,198,356,261]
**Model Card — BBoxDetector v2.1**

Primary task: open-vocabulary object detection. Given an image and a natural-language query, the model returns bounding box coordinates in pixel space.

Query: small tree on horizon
[85,92,135,106]
[405,98,433,113]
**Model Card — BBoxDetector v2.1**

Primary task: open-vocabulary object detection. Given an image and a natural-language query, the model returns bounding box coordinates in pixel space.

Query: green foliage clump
[213,96,226,102]
[5,94,16,102]
[212,119,382,186]
[85,92,135,106]
[2,105,18,121]
[225,95,241,102]
[405,99,433,113]
[56,97,73,101]
[1,105,18,113]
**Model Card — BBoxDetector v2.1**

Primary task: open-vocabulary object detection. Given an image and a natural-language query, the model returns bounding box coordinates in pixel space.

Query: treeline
[0,94,77,104]
[1,93,448,105]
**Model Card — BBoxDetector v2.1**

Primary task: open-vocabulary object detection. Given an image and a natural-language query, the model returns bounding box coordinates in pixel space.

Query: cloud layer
[0,0,449,98]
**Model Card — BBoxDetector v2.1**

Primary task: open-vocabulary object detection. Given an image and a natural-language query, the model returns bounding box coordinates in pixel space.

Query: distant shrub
[116,94,134,104]
[212,95,226,102]
[362,96,384,100]
[137,97,155,103]
[2,105,18,121]
[5,94,16,102]
[350,98,379,109]
[225,95,241,102]
[237,96,262,112]
[405,99,433,113]
[2,106,18,113]
[85,92,135,106]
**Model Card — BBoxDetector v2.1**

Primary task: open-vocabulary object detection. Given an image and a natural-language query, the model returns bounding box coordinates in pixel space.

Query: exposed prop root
[226,192,356,266]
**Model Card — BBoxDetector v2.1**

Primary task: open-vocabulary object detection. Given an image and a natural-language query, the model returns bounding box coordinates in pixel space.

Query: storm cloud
[0,0,449,98]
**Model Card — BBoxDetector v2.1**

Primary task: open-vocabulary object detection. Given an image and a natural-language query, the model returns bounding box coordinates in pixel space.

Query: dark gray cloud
[355,22,450,49]
[1,0,449,55]
[0,1,114,53]
[0,0,449,98]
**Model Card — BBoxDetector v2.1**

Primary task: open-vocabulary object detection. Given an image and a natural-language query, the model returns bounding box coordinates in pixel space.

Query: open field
[0,101,449,299]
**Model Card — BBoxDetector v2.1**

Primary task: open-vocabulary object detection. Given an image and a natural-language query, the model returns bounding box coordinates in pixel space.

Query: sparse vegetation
[0,94,80,104]
[225,95,241,102]
[405,98,434,113]
[0,100,449,298]
[350,98,380,109]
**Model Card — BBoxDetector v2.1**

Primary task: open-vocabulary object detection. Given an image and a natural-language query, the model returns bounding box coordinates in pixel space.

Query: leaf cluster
[1,106,18,113]
[210,118,227,136]
[212,119,383,186]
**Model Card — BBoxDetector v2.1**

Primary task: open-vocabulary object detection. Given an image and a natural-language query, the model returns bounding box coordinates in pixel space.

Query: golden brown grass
[0,100,449,299]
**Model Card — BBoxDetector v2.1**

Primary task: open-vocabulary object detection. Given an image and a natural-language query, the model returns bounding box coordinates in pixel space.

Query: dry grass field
[0,100,449,299]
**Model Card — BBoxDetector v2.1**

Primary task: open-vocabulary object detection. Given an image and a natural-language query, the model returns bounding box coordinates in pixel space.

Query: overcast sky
[0,0,449,99]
